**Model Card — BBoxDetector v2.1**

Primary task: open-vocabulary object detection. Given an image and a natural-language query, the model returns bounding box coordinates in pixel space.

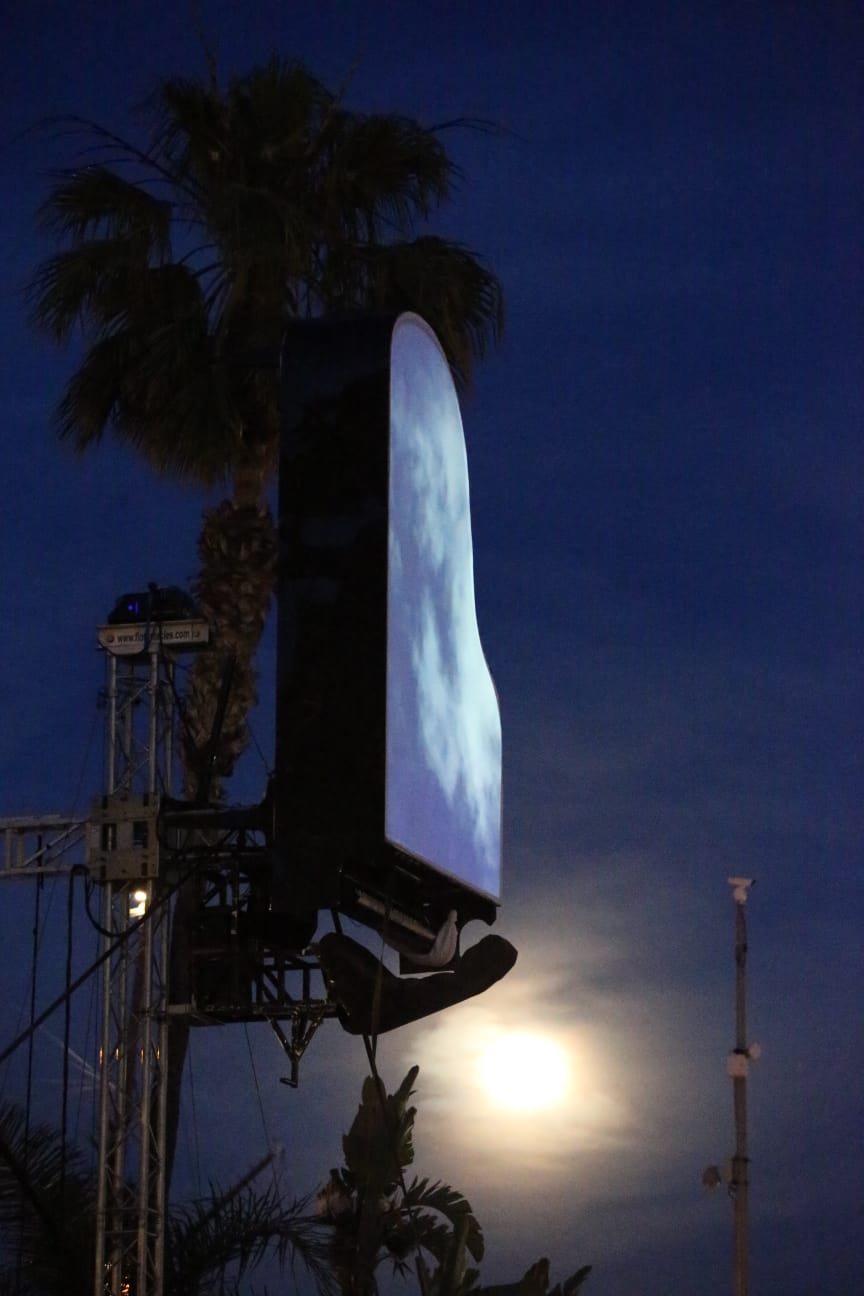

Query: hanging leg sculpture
[318,931,517,1035]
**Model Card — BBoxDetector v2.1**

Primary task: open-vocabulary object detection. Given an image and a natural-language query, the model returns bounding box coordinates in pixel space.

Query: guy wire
[358,865,430,1296]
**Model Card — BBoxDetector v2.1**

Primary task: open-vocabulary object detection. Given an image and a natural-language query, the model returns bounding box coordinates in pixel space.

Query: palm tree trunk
[181,496,279,797]
[164,486,278,1197]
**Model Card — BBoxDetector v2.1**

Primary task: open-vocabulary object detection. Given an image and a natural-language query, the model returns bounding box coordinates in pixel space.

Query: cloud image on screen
[385,314,502,899]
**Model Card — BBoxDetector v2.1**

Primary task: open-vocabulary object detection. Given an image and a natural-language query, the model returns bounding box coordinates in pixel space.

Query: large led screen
[276,312,501,927]
[385,316,501,899]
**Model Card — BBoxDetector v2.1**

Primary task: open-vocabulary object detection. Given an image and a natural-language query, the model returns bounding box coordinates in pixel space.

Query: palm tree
[315,1067,592,1296]
[316,1066,483,1296]
[28,55,504,1195]
[0,1100,335,1296]
[28,55,504,796]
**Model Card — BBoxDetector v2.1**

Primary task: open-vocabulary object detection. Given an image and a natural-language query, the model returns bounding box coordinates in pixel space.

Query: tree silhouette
[316,1066,591,1296]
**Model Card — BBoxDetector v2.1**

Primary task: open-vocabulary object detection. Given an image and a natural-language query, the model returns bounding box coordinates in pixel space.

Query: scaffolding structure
[88,635,181,1296]
[0,604,337,1296]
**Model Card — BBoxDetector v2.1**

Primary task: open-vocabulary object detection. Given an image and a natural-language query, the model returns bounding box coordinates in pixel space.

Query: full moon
[477,1031,571,1111]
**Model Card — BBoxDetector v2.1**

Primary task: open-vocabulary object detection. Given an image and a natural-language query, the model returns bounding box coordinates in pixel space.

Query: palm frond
[315,111,454,241]
[146,75,229,196]
[477,1259,593,1296]
[0,1103,94,1296]
[40,112,196,200]
[341,1067,419,1194]
[27,239,149,341]
[400,1177,483,1263]
[556,1266,593,1296]
[422,1213,480,1296]
[37,165,172,254]
[165,1181,336,1296]
[363,235,504,388]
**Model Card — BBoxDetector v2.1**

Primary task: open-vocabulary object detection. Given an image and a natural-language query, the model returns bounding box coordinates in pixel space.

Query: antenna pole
[727,877,753,1296]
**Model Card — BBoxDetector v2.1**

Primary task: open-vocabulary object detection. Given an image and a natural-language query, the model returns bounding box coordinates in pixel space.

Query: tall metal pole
[727,877,754,1296]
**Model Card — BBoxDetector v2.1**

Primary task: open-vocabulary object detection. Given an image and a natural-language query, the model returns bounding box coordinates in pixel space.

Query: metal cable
[355,867,431,1296]
[67,704,99,819]
[23,875,42,1147]
[0,876,59,1105]
[243,713,273,779]
[186,1034,203,1199]
[74,928,100,1149]
[0,853,204,1070]
[60,872,75,1196]
[243,1022,280,1196]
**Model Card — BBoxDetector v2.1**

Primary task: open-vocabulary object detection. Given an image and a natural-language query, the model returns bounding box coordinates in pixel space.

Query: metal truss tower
[0,612,198,1296]
[1,600,335,1296]
[87,628,184,1296]
[86,617,337,1296]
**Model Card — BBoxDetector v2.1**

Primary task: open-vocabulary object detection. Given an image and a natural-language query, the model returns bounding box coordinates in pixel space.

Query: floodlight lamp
[129,888,148,919]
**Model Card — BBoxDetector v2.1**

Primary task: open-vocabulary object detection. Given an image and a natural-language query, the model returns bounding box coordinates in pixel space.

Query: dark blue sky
[1,3,862,1294]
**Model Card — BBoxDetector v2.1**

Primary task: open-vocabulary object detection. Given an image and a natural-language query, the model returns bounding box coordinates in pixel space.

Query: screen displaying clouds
[385,315,502,898]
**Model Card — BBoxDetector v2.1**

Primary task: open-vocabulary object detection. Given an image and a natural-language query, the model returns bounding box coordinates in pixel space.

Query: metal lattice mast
[2,592,344,1295]
[90,624,193,1296]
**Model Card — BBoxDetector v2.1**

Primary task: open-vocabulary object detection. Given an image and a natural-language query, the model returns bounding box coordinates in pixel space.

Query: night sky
[1,3,862,1294]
